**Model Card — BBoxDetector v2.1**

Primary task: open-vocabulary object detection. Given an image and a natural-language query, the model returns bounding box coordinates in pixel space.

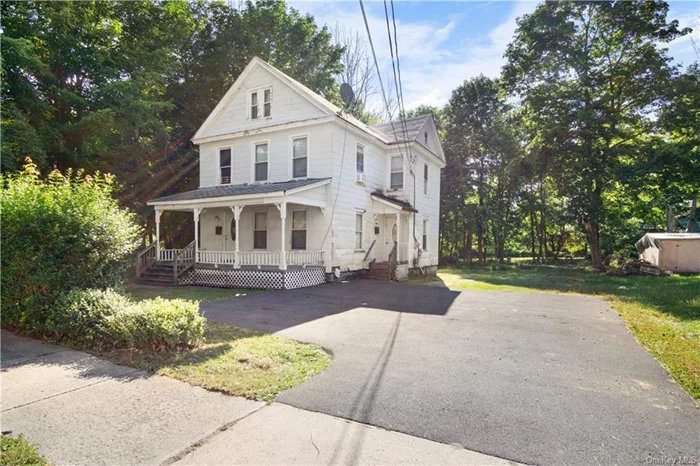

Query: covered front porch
[139,179,331,289]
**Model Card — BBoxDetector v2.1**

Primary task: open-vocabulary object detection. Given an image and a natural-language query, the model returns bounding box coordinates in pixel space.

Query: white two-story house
[141,57,445,290]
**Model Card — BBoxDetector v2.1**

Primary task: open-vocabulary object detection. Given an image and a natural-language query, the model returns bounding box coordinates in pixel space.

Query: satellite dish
[340,83,355,108]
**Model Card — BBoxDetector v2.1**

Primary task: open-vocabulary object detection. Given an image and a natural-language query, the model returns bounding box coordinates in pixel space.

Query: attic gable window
[424,131,428,144]
[250,87,272,120]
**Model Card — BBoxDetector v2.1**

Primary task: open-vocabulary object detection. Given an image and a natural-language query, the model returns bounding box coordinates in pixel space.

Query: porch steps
[136,263,175,286]
[367,262,392,281]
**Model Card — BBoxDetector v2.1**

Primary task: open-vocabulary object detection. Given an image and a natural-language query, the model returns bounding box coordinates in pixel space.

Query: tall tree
[503,0,690,269]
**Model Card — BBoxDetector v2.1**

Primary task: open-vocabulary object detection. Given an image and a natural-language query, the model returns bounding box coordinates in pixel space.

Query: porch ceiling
[147,178,330,210]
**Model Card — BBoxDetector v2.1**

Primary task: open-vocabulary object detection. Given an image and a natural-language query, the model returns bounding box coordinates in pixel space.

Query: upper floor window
[250,87,272,120]
[219,148,231,185]
[356,144,364,173]
[292,137,308,178]
[254,143,268,182]
[424,131,428,144]
[423,163,429,195]
[390,156,403,190]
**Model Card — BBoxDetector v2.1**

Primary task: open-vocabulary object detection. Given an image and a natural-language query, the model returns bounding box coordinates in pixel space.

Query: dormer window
[250,87,272,120]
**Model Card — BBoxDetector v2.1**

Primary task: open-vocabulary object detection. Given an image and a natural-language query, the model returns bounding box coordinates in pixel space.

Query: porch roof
[371,192,418,213]
[148,178,330,206]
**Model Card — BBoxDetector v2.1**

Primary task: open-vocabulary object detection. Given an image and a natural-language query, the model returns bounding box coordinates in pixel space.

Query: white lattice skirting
[179,267,326,290]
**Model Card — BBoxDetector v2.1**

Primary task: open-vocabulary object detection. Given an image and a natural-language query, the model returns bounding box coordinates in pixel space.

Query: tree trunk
[584,217,604,270]
[666,205,674,232]
[687,198,697,233]
[466,227,473,266]
[530,209,536,261]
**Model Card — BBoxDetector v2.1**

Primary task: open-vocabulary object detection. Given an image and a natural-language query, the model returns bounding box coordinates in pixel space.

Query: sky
[289,0,700,111]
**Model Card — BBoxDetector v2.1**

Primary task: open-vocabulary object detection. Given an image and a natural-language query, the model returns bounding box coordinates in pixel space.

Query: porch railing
[239,251,280,267]
[136,242,156,278]
[173,241,195,283]
[287,250,324,266]
[158,248,181,262]
[196,250,324,267]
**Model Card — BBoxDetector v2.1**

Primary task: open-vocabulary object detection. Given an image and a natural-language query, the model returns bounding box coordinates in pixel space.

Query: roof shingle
[149,178,330,204]
[370,115,431,145]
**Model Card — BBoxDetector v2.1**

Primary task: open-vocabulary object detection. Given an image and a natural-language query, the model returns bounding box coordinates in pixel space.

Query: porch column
[408,212,414,267]
[155,209,162,261]
[278,202,287,270]
[193,208,201,263]
[231,205,243,269]
[396,212,402,262]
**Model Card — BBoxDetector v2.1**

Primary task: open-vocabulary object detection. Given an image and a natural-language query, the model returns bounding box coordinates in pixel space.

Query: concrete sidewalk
[1,331,515,466]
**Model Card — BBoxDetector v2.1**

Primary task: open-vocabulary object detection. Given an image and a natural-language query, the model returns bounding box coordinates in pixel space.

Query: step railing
[136,242,157,278]
[158,248,181,262]
[363,240,377,262]
[173,241,195,283]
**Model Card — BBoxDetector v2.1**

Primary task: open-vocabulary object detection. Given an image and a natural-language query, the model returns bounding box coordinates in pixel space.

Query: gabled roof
[370,115,431,145]
[191,58,444,163]
[148,178,330,205]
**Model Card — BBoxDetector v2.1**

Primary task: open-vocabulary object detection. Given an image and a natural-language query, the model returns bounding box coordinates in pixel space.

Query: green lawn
[1,434,49,466]
[125,284,265,303]
[114,285,329,401]
[437,266,700,399]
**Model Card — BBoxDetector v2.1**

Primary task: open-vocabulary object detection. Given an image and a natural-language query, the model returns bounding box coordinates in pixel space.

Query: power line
[357,0,410,172]
[387,0,413,165]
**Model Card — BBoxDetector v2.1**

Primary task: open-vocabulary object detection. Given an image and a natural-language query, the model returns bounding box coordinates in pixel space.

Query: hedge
[1,159,141,328]
[48,289,205,351]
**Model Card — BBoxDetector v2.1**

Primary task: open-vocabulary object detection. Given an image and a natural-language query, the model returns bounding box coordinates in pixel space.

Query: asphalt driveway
[203,280,699,465]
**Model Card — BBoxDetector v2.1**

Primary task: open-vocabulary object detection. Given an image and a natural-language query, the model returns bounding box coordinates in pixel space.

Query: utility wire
[387,0,414,166]
[358,0,409,171]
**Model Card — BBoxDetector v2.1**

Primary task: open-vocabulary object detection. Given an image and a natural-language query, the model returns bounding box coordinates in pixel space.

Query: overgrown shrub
[48,289,205,350]
[1,159,141,328]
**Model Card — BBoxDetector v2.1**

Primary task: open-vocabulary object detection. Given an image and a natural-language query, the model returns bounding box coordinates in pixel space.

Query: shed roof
[635,232,700,252]
[148,178,330,204]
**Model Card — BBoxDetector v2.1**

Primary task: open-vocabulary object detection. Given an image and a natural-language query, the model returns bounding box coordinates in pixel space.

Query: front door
[221,210,236,251]
[382,216,397,260]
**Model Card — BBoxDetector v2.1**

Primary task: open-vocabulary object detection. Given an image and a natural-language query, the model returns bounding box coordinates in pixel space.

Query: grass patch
[1,434,50,466]
[125,285,264,303]
[438,265,700,399]
[102,321,330,401]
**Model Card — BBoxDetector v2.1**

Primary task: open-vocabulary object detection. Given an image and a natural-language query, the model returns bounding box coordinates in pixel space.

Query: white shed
[635,233,700,273]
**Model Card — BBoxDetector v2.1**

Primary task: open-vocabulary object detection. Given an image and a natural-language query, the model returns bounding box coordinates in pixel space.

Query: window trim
[355,211,365,251]
[356,143,365,174]
[423,163,429,196]
[253,211,268,250]
[249,86,272,120]
[217,146,232,185]
[251,139,270,183]
[291,209,307,250]
[289,133,310,179]
[389,155,404,191]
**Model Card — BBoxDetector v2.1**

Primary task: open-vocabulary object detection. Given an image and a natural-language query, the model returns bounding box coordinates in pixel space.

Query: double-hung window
[291,210,306,250]
[292,137,308,178]
[423,163,429,195]
[422,218,428,250]
[263,88,271,117]
[390,156,403,190]
[250,91,259,120]
[355,213,364,250]
[219,148,231,184]
[254,143,268,182]
[254,212,267,249]
[356,144,364,173]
